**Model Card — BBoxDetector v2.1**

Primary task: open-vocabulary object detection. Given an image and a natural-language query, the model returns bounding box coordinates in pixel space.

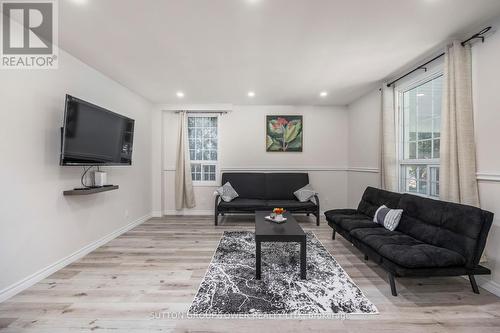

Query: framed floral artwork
[266,115,303,152]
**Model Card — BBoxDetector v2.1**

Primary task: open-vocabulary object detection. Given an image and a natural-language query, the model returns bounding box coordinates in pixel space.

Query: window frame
[187,113,220,187]
[396,67,443,198]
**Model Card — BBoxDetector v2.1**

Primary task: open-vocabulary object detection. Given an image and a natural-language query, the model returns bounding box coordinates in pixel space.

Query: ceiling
[59,0,500,106]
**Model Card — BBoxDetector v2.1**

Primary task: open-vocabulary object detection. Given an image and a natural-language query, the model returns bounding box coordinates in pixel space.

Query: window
[188,115,218,184]
[399,74,442,197]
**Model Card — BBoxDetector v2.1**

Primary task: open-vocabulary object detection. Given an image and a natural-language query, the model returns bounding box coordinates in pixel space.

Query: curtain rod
[386,26,491,87]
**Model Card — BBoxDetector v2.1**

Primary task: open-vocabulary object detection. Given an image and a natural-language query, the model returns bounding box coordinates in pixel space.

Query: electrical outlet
[124,209,130,218]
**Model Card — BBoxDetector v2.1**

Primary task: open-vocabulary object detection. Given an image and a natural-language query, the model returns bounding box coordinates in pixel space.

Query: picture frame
[266,115,303,152]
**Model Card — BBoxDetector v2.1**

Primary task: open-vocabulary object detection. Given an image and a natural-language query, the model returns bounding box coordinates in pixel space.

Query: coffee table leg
[256,240,261,280]
[300,239,306,279]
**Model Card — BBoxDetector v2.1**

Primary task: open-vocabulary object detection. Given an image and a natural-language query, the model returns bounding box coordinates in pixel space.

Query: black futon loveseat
[214,173,320,226]
[325,187,493,296]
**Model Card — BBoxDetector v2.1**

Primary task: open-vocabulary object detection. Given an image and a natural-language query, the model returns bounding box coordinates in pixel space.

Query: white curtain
[440,41,480,207]
[175,111,196,209]
[380,85,398,191]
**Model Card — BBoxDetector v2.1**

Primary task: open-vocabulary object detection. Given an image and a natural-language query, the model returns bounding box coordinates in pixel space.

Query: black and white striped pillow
[215,182,239,202]
[373,205,403,231]
[294,184,317,203]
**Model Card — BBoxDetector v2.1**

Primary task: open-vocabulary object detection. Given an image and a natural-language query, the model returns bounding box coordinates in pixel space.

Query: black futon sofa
[214,173,320,226]
[325,187,493,296]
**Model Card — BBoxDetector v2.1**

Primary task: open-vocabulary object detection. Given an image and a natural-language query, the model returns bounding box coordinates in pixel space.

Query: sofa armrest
[314,194,320,207]
[314,194,320,226]
[324,209,358,215]
[214,195,221,226]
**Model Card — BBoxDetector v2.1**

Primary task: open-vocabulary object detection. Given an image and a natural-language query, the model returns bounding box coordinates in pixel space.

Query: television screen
[60,95,134,166]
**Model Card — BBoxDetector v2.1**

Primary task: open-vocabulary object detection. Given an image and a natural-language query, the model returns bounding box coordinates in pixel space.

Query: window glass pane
[191,163,201,181]
[210,138,217,150]
[417,140,432,159]
[433,139,440,159]
[418,118,432,140]
[202,150,210,160]
[210,150,217,160]
[418,181,428,195]
[418,166,427,180]
[403,75,442,162]
[195,149,202,160]
[430,167,440,197]
[401,165,418,193]
[433,116,440,139]
[408,142,416,159]
[210,117,217,127]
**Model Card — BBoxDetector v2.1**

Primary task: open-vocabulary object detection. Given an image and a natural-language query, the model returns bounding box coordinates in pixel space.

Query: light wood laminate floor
[1,215,499,332]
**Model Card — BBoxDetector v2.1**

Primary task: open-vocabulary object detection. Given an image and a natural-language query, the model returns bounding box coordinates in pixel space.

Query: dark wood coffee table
[255,211,307,280]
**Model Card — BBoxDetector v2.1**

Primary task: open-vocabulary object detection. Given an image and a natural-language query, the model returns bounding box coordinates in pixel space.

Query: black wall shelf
[63,185,119,196]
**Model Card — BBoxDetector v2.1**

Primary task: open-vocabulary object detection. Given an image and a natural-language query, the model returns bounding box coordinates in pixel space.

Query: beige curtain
[175,111,196,209]
[380,85,398,191]
[440,41,480,207]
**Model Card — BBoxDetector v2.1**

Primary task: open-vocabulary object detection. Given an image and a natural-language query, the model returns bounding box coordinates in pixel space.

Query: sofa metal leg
[316,214,320,226]
[388,273,397,296]
[306,213,310,216]
[364,254,368,261]
[214,213,218,226]
[469,275,480,294]
[331,229,336,240]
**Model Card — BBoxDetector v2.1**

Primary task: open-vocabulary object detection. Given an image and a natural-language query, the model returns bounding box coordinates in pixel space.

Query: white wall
[472,22,500,294]
[343,25,500,295]
[153,105,349,215]
[0,49,153,300]
[347,89,381,207]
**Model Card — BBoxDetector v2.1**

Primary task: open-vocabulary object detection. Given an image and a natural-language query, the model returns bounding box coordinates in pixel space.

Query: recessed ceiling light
[417,93,425,97]
[71,0,88,4]
[176,91,184,98]
[319,91,328,97]
[247,91,255,97]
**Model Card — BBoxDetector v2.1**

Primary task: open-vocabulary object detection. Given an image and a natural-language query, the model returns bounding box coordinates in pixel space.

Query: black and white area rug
[188,231,378,318]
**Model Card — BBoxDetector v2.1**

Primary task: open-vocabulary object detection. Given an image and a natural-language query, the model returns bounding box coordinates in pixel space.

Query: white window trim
[187,113,220,187]
[395,65,443,198]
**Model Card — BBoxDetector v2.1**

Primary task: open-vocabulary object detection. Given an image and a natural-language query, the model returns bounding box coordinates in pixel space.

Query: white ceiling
[59,0,500,105]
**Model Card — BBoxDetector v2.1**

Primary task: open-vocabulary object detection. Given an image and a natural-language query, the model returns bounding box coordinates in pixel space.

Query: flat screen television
[60,95,135,166]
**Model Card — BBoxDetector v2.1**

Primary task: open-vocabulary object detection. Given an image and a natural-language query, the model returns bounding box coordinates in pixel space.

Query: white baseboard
[0,213,152,303]
[164,209,213,216]
[151,210,163,217]
[164,210,327,217]
[476,276,500,297]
